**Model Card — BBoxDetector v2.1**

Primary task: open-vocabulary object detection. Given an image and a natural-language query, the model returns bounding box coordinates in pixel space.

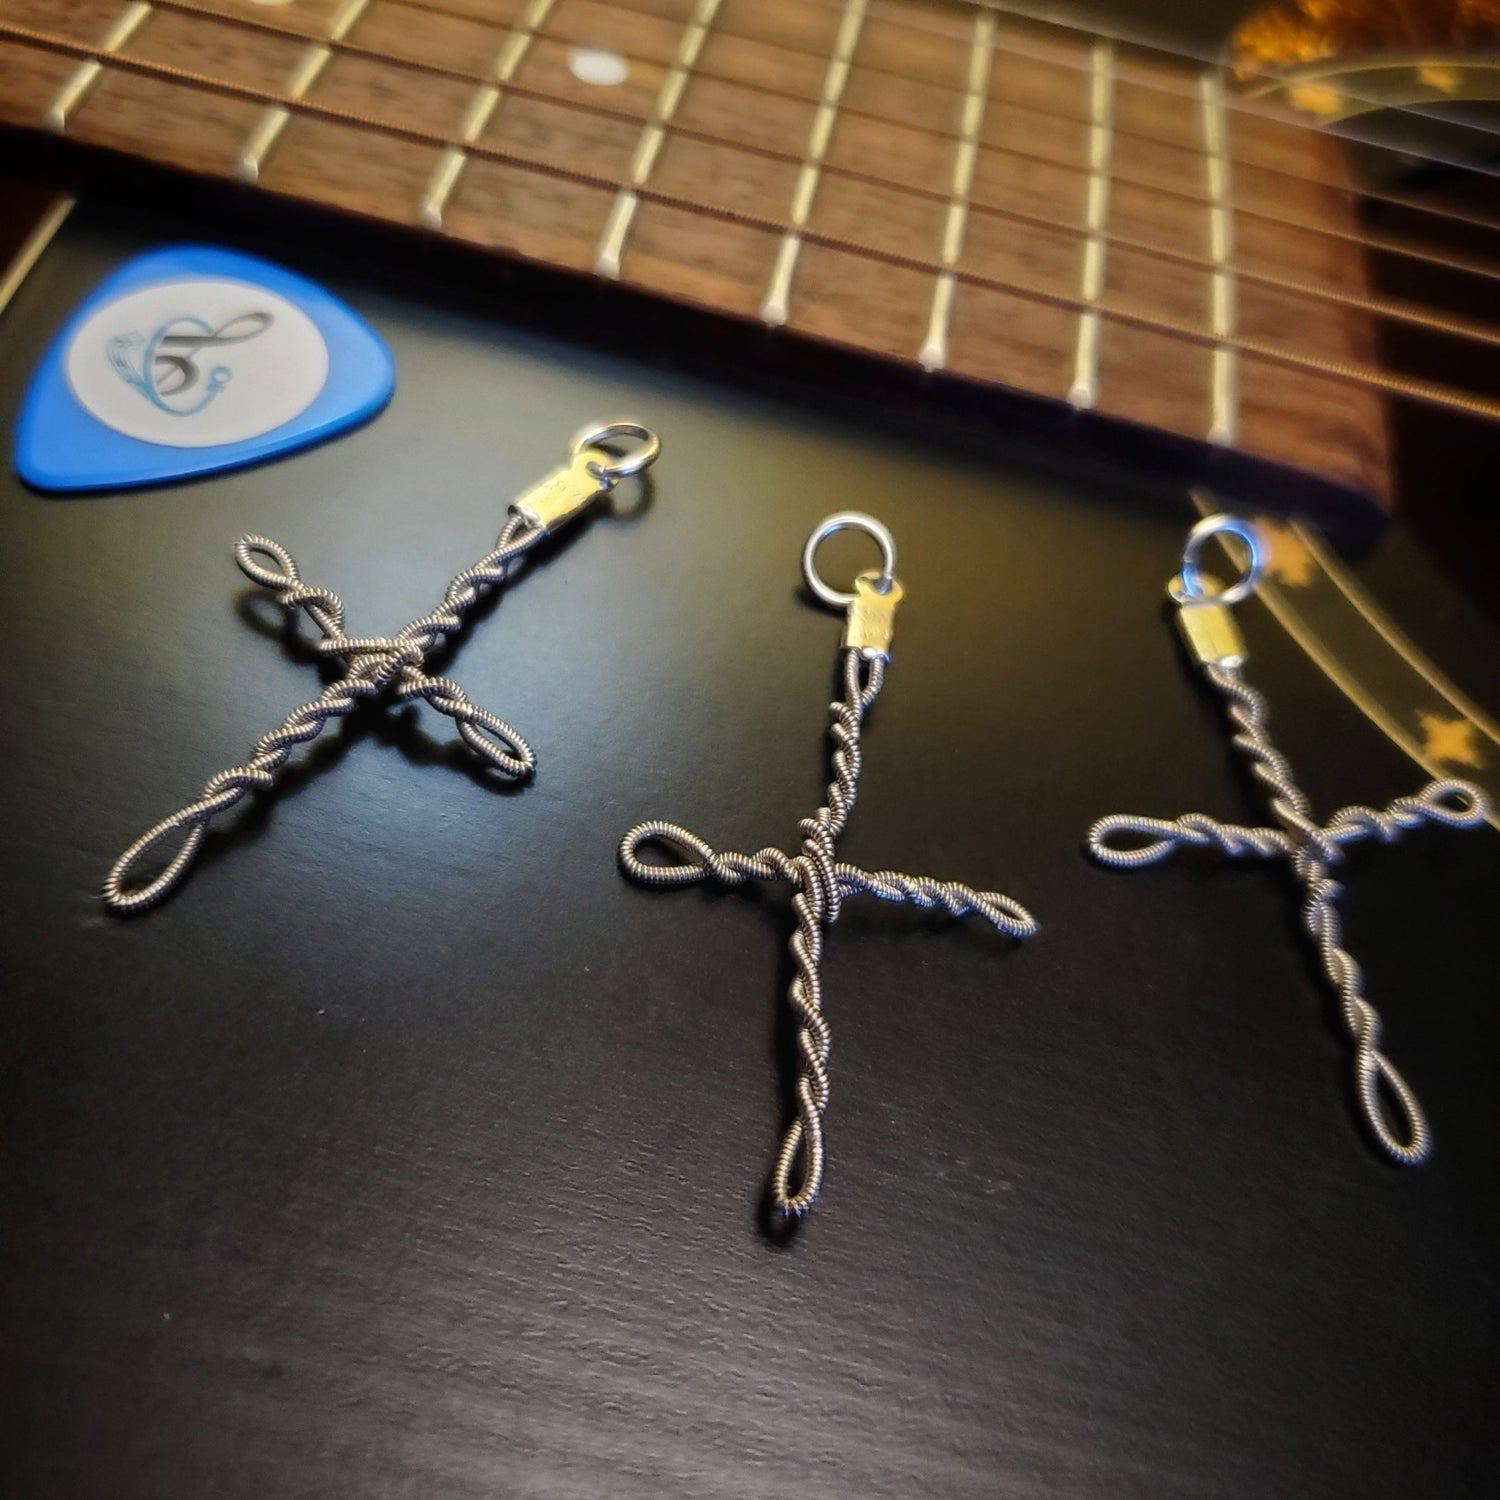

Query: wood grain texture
[167,0,354,41]
[0,36,81,115]
[623,199,783,315]
[2,0,123,43]
[486,92,644,179]
[354,0,513,77]
[69,67,269,176]
[446,154,617,269]
[121,7,306,93]
[0,0,1419,514]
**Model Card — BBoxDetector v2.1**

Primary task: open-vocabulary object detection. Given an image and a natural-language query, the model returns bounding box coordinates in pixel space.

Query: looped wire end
[974,890,1040,940]
[102,813,208,914]
[618,605,1036,1222]
[1087,811,1288,867]
[618,822,717,886]
[839,865,1039,939]
[235,535,347,642]
[105,429,621,913]
[234,535,301,592]
[454,708,536,779]
[1086,813,1184,868]
[1087,541,1487,1168]
[389,671,536,778]
[1319,777,1491,852]
[1356,1043,1432,1167]
[1413,778,1490,829]
[770,1112,824,1223]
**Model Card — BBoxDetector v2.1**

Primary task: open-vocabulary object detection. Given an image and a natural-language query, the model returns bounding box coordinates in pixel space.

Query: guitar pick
[15,245,394,492]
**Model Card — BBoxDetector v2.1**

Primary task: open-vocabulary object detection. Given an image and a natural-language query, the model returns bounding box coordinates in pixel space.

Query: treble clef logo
[106,310,275,417]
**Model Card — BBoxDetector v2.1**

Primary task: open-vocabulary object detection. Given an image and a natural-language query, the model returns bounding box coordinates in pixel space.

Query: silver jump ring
[1169,513,1264,607]
[802,512,898,609]
[569,421,661,484]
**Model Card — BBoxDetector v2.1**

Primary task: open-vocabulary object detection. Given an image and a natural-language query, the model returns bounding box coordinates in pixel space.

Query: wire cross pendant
[619,514,1038,1224]
[104,422,659,913]
[1088,516,1490,1165]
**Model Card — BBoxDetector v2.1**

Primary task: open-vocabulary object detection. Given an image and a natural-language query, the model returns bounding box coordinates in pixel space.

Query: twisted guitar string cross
[1088,515,1490,1165]
[104,422,659,913]
[619,514,1037,1222]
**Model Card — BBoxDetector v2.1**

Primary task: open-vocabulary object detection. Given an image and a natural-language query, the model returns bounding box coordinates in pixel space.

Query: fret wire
[595,0,723,279]
[918,7,995,374]
[1201,71,1238,448]
[123,0,1500,248]
[460,65,1500,347]
[760,0,868,328]
[112,0,1500,261]
[420,0,556,230]
[46,43,1500,372]
[236,0,371,184]
[386,0,1500,241]
[14,12,1500,343]
[10,22,1500,420]
[1067,39,1114,411]
[680,0,1500,165]
[45,1,152,133]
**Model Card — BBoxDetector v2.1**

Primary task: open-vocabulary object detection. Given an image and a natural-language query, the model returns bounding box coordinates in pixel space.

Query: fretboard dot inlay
[568,47,628,87]
[0,0,1416,511]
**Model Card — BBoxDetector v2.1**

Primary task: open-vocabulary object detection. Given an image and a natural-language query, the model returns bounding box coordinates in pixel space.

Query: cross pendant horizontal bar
[620,819,1037,939]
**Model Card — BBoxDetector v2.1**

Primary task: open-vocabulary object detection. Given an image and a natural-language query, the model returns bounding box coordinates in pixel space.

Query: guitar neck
[1,0,1464,515]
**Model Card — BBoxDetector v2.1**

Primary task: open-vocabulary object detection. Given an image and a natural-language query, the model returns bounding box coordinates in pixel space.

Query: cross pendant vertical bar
[104,422,660,913]
[619,514,1037,1225]
[1087,515,1489,1164]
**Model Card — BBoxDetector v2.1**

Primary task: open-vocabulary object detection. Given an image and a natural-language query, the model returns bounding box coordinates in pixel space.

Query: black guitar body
[2,189,1497,1498]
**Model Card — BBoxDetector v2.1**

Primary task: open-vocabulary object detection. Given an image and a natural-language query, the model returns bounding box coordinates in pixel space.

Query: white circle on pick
[567,47,630,86]
[66,278,329,449]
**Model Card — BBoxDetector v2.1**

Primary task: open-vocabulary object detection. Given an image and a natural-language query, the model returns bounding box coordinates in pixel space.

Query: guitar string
[8,16,1499,419]
[8,20,1500,426]
[83,0,1500,273]
[801,0,1500,165]
[145,0,1500,250]
[69,0,1500,371]
[118,1,1500,338]
[382,0,1500,162]
[378,0,1500,206]
[932,0,1500,147]
[91,4,1500,329]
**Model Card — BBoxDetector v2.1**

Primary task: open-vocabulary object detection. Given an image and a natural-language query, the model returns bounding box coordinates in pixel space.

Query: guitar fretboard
[7,0,1492,513]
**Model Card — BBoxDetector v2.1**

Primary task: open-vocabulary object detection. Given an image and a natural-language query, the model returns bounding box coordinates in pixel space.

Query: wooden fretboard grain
[0,0,1404,511]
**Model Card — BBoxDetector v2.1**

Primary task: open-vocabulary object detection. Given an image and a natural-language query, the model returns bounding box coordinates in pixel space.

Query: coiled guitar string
[621,514,1037,1222]
[1089,515,1489,1165]
[104,421,660,914]
[624,649,1035,1215]
[104,515,546,915]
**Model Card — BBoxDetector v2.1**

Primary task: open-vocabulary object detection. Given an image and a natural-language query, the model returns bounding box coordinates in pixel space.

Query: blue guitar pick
[16,245,394,492]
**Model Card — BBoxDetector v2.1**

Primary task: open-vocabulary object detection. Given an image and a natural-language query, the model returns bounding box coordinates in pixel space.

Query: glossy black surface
[2,205,1497,1499]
